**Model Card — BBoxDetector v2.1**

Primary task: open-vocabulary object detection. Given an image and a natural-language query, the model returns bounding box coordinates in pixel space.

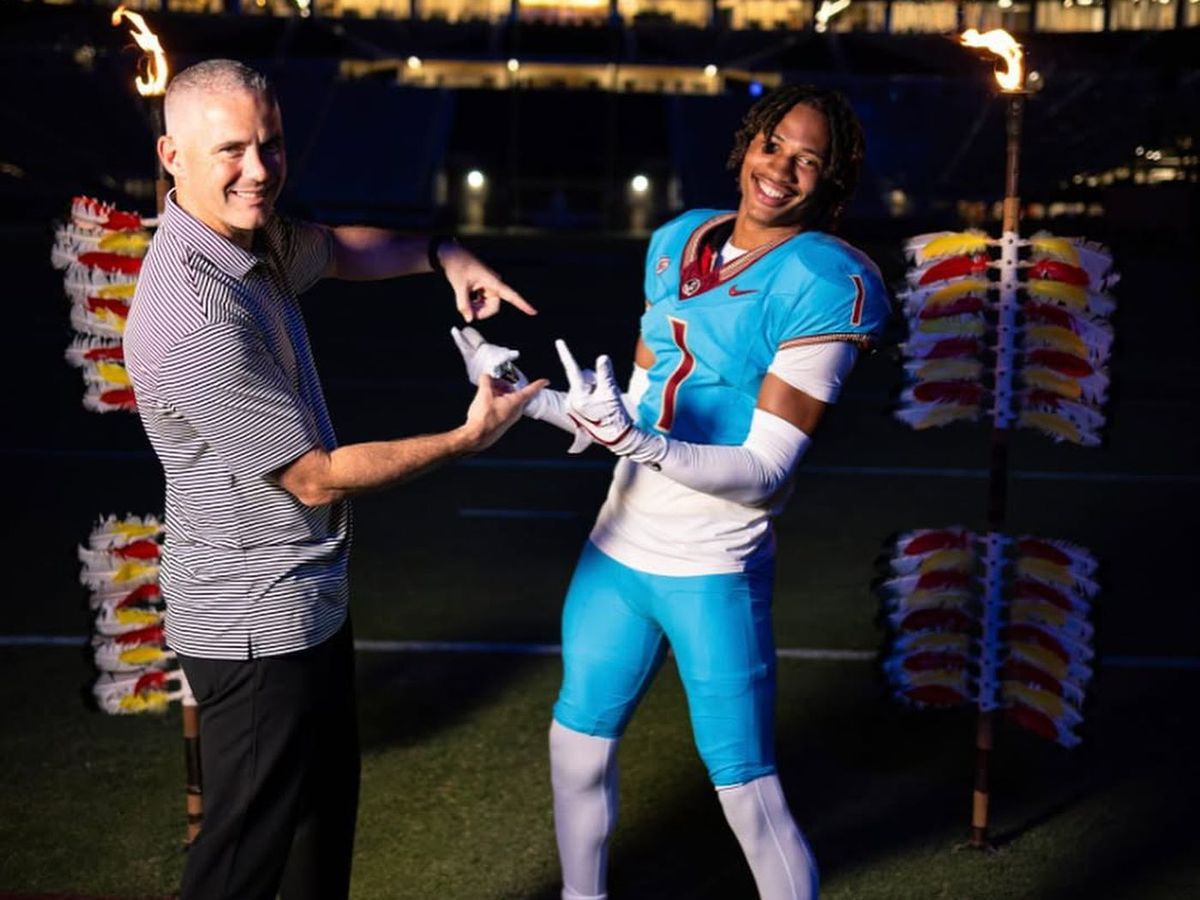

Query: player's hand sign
[556,340,663,464]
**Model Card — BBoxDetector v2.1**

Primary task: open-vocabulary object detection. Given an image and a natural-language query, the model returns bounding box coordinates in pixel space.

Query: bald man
[124,59,545,900]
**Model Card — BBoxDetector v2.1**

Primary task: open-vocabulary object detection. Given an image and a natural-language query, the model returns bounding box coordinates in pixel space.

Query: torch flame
[961,28,1024,93]
[111,6,169,97]
[815,0,852,33]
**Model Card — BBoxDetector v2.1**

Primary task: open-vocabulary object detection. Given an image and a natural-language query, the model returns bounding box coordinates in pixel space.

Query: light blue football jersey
[637,209,890,446]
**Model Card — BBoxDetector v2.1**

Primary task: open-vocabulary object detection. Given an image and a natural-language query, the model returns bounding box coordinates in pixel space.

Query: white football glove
[555,339,665,465]
[451,325,524,387]
[451,326,591,453]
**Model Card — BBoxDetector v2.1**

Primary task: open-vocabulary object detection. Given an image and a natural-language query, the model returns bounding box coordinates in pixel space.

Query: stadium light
[466,170,487,190]
[630,174,650,194]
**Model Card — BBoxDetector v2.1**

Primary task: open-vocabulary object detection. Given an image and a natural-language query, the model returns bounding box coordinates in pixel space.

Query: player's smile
[750,174,798,207]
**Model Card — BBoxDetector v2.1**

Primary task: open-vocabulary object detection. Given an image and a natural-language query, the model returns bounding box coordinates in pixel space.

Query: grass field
[3,221,1199,898]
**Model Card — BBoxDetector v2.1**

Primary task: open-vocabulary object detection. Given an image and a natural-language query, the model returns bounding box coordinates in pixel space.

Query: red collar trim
[677,214,793,300]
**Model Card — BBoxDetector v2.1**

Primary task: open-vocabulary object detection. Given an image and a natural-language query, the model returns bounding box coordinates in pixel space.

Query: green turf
[3,649,1199,898]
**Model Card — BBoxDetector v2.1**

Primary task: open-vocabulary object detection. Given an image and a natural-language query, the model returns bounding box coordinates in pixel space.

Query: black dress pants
[177,619,360,900]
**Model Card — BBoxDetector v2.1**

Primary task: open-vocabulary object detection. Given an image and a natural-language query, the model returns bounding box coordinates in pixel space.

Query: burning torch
[886,29,1116,853]
[958,27,1029,851]
[111,6,170,214]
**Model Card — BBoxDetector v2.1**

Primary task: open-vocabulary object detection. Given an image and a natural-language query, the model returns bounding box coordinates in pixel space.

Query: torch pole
[113,3,194,845]
[148,95,200,847]
[151,99,169,216]
[970,88,1025,851]
[179,674,203,846]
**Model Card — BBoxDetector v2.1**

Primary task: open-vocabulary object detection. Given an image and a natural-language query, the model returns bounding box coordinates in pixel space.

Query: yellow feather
[1030,237,1080,265]
[918,233,992,263]
[927,278,990,306]
[97,231,151,256]
[96,282,137,300]
[95,361,131,386]
[1020,410,1083,444]
[1009,597,1069,628]
[915,317,985,336]
[110,521,161,541]
[912,359,985,381]
[1016,557,1080,588]
[114,608,161,626]
[1005,682,1071,720]
[119,691,170,713]
[1026,280,1087,311]
[917,549,976,573]
[1021,368,1082,400]
[1025,325,1087,358]
[118,646,169,666]
[112,561,158,584]
[1009,643,1068,679]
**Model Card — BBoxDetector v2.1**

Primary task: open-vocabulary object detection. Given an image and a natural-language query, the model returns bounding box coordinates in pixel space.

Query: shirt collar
[160,189,274,279]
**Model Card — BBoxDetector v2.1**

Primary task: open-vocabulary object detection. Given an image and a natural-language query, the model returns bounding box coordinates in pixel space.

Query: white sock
[549,720,619,900]
[717,775,818,900]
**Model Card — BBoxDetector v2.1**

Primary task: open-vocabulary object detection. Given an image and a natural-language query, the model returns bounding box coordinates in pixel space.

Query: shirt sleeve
[274,218,334,295]
[159,322,322,480]
[767,341,858,403]
[771,241,892,351]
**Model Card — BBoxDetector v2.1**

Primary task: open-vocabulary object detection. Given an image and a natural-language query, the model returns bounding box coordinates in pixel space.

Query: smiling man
[455,85,891,900]
[124,59,545,900]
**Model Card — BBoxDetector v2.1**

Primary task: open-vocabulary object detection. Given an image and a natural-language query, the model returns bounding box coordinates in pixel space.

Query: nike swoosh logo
[568,413,631,447]
[728,286,758,297]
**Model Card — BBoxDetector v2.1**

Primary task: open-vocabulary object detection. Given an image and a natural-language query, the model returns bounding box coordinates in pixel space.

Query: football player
[454,84,890,900]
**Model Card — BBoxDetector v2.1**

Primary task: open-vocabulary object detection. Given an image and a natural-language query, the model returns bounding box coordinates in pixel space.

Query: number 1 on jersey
[656,316,695,431]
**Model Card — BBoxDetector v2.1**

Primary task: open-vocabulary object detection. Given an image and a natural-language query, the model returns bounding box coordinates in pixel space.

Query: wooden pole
[182,690,203,846]
[969,88,1025,851]
[149,91,199,848]
[152,99,170,215]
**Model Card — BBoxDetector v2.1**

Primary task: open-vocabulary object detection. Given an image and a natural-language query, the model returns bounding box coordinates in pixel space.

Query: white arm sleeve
[526,365,650,435]
[629,342,858,504]
[649,409,810,506]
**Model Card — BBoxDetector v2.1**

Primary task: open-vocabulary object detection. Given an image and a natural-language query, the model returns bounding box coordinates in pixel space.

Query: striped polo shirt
[124,191,350,660]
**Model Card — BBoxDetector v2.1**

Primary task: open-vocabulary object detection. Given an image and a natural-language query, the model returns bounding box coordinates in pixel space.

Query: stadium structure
[3,1,1197,235]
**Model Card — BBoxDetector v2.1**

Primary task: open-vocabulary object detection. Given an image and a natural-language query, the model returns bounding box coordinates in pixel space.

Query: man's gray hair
[164,59,275,131]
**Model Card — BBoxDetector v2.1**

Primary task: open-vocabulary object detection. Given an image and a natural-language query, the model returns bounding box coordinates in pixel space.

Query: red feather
[1028,259,1089,286]
[918,255,990,285]
[1006,702,1060,742]
[917,295,985,319]
[1004,624,1068,663]
[899,608,976,632]
[911,382,986,404]
[903,684,970,706]
[901,529,971,556]
[1027,349,1095,378]
[76,252,143,275]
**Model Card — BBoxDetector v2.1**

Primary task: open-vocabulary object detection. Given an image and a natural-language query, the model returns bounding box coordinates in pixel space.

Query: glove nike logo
[728,285,758,297]
[568,413,632,447]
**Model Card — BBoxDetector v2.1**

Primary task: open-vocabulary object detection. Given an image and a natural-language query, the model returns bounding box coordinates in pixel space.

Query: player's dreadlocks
[727,84,865,232]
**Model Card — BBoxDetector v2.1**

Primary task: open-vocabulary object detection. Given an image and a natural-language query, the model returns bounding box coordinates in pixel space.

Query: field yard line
[7,448,1200,485]
[4,635,1198,669]
[458,508,579,520]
